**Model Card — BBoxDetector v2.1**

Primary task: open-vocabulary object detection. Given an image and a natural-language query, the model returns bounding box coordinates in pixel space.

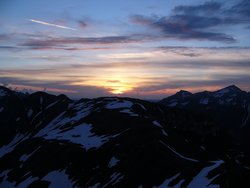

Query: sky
[0,0,250,99]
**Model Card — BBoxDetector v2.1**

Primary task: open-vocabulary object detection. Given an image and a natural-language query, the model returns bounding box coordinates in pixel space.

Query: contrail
[29,19,76,31]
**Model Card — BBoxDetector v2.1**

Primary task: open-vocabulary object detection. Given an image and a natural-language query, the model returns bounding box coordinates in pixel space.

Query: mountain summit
[222,85,242,92]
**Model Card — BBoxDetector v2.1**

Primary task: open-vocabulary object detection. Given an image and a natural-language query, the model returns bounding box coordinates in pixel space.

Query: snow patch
[110,172,124,185]
[0,89,7,97]
[153,120,163,128]
[108,157,119,168]
[153,121,168,136]
[156,173,180,188]
[42,170,73,188]
[45,101,59,109]
[17,175,38,188]
[36,102,93,137]
[187,160,224,188]
[102,172,124,187]
[27,109,33,117]
[180,91,191,98]
[181,101,189,106]
[0,170,11,185]
[120,109,138,117]
[43,123,107,150]
[173,179,185,188]
[200,146,206,151]
[136,103,146,110]
[168,102,178,107]
[40,96,43,105]
[200,98,209,105]
[106,100,133,109]
[20,153,32,162]
[226,98,233,103]
[244,166,250,170]
[19,147,40,162]
[213,89,229,98]
[0,134,25,158]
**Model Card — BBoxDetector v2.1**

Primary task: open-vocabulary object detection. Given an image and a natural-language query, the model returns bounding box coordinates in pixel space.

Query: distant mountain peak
[178,90,191,93]
[213,85,242,98]
[176,90,192,98]
[160,85,249,108]
[223,85,242,92]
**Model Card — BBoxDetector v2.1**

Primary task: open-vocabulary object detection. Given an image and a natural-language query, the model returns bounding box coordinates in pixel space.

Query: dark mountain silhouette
[0,85,250,188]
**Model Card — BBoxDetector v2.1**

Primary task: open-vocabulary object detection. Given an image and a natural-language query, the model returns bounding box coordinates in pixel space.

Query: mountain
[0,86,250,188]
[160,85,250,128]
[160,85,248,107]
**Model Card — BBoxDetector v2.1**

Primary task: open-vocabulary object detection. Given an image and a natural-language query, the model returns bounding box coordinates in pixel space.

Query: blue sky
[0,0,250,99]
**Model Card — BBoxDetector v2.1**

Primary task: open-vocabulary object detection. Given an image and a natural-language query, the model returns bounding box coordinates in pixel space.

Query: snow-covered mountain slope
[0,86,250,188]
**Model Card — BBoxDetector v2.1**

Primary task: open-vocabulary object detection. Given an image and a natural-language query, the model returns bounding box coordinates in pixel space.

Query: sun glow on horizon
[70,73,135,95]
[108,83,133,94]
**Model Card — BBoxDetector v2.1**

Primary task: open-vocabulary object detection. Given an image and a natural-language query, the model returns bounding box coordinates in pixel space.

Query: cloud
[0,33,162,52]
[20,34,147,49]
[1,45,250,99]
[29,19,76,31]
[230,0,250,18]
[0,46,21,51]
[0,76,109,98]
[70,59,250,70]
[0,34,10,40]
[0,44,119,51]
[78,20,87,28]
[130,0,250,43]
[131,17,235,43]
[158,46,201,57]
[130,15,154,25]
[173,1,222,14]
[107,80,121,83]
[133,75,250,93]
